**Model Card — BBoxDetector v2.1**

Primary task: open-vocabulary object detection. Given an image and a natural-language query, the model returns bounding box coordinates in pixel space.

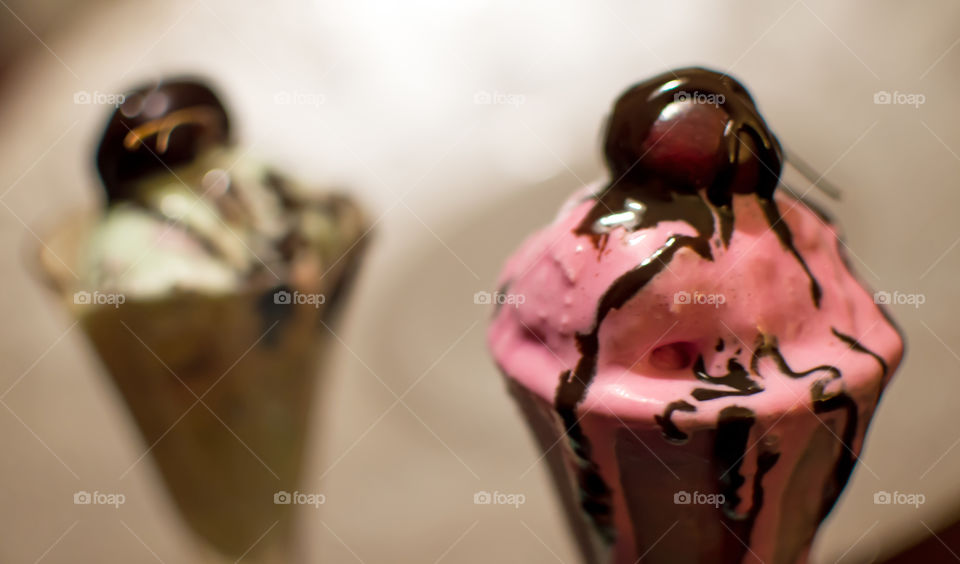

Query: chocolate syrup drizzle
[549,68,890,550]
[832,328,889,380]
[714,406,780,562]
[653,400,696,443]
[691,356,762,401]
[714,407,781,562]
[556,235,707,539]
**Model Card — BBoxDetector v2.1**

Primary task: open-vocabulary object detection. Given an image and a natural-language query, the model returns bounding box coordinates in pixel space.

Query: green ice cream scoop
[81,78,366,299]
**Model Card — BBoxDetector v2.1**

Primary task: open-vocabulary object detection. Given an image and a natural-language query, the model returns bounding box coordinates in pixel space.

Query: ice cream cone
[37,205,368,562]
[32,76,372,561]
[488,68,904,564]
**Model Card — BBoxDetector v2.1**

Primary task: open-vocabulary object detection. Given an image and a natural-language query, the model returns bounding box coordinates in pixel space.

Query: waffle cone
[37,209,368,561]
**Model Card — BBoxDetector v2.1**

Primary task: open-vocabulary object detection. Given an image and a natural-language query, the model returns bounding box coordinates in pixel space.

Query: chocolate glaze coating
[96,78,231,202]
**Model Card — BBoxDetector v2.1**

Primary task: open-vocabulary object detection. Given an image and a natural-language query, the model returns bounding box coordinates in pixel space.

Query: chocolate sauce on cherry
[602,68,780,204]
[96,78,231,203]
[576,67,820,302]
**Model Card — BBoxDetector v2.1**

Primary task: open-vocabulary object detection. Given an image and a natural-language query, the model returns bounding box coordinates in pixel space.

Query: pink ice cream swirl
[488,68,904,564]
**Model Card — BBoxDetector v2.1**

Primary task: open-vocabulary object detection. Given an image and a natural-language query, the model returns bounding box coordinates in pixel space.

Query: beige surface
[0,1,957,562]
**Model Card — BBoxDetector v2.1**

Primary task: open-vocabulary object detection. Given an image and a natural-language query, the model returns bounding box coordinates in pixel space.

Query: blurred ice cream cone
[35,76,370,562]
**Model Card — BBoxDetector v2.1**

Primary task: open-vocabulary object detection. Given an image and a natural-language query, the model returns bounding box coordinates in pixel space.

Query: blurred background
[1,1,957,562]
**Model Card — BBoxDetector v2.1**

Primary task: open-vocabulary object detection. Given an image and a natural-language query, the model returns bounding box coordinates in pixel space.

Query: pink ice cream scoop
[488,68,904,564]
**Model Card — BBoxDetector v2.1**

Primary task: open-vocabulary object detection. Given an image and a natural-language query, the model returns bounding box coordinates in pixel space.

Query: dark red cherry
[603,67,782,207]
[96,78,231,203]
[636,100,728,192]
